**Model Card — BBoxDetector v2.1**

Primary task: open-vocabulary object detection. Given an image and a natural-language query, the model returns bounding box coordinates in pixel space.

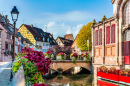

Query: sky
[0,0,113,39]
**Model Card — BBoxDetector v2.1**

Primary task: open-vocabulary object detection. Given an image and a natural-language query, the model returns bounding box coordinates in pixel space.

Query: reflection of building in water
[71,66,81,74]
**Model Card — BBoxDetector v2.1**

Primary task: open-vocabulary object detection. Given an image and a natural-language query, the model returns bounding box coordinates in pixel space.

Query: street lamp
[10,6,19,81]
[11,6,19,61]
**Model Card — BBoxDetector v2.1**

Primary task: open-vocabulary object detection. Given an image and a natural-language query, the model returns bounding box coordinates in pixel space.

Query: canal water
[44,74,93,86]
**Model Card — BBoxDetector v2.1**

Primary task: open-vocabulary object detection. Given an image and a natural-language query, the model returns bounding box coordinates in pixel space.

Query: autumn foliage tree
[77,22,92,50]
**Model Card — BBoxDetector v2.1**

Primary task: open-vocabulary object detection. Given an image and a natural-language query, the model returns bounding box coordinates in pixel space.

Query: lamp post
[10,6,19,81]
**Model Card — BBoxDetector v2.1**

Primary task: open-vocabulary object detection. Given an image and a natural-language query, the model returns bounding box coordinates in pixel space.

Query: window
[48,44,50,47]
[124,1,130,25]
[36,37,37,40]
[43,38,45,41]
[39,38,40,40]
[39,43,41,46]
[5,42,8,50]
[74,46,75,49]
[43,43,45,46]
[0,31,1,38]
[106,26,110,44]
[6,34,9,39]
[36,42,39,45]
[111,24,115,43]
[46,43,48,46]
[95,30,98,46]
[47,38,49,42]
[27,32,29,34]
[99,29,102,45]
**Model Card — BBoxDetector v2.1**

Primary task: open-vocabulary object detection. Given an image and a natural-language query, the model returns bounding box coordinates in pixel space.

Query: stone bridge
[50,60,92,72]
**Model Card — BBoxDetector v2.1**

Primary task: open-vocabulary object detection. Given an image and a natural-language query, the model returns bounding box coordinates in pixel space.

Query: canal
[44,74,93,86]
[43,67,94,86]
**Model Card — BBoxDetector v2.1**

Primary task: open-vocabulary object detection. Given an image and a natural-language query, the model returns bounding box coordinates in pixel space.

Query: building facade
[18,24,57,54]
[92,0,130,85]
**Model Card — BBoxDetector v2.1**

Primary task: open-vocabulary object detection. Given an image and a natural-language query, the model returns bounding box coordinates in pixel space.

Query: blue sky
[0,0,113,38]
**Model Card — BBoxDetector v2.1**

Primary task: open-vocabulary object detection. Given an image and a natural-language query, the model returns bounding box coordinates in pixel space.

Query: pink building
[0,14,14,62]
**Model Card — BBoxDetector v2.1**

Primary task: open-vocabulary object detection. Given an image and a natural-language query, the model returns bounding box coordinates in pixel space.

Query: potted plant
[81,53,89,62]
[44,50,53,60]
[56,52,66,61]
[70,52,78,64]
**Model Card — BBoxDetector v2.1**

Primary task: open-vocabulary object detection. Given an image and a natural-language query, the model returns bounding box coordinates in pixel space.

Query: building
[56,36,73,47]
[71,36,81,55]
[64,34,74,41]
[0,14,18,62]
[18,24,57,54]
[92,0,130,85]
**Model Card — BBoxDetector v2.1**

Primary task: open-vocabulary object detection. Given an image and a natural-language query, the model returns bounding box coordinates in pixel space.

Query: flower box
[119,75,126,83]
[101,72,107,79]
[97,71,102,77]
[106,73,112,80]
[111,74,119,82]
[126,76,130,83]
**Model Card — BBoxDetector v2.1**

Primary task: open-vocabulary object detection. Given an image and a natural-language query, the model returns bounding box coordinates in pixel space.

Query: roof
[58,37,73,46]
[64,34,74,41]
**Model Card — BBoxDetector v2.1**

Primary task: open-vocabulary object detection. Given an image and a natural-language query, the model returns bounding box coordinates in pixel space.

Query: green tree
[77,22,92,50]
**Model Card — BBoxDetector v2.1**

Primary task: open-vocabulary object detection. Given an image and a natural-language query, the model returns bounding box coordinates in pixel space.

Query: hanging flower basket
[56,52,66,61]
[70,52,78,64]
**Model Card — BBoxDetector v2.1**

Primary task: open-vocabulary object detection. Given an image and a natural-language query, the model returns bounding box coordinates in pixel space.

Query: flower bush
[108,67,117,74]
[44,50,53,60]
[81,53,89,62]
[70,52,78,64]
[56,52,66,61]
[12,47,50,86]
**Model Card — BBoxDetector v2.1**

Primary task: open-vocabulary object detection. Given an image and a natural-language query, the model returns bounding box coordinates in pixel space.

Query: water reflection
[44,74,93,86]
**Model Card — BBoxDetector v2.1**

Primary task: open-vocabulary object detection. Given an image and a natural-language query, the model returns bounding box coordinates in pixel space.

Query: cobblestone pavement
[0,63,11,86]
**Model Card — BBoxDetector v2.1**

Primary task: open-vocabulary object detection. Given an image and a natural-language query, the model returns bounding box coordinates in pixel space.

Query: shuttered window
[106,26,110,44]
[95,30,98,46]
[111,24,115,43]
[99,29,102,45]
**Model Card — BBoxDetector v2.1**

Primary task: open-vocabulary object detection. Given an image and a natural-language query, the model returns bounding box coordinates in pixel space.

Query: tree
[77,22,92,50]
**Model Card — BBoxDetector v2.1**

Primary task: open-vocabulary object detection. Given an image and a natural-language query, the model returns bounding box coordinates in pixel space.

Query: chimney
[31,24,33,27]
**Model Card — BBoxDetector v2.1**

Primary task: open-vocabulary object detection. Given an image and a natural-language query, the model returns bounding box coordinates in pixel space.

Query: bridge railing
[52,55,84,60]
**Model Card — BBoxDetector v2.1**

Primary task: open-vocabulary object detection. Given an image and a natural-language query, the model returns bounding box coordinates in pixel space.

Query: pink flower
[33,83,48,86]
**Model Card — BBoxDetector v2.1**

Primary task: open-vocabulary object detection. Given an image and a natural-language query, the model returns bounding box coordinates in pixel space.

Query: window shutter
[111,26,113,43]
[113,24,115,43]
[108,27,110,44]
[101,29,102,45]
[106,27,107,44]
[97,30,98,45]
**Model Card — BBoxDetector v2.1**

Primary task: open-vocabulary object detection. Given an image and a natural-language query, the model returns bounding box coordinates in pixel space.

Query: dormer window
[39,38,40,39]
[36,37,37,40]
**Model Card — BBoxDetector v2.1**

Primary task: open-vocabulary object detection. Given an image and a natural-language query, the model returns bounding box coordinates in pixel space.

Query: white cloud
[30,11,94,39]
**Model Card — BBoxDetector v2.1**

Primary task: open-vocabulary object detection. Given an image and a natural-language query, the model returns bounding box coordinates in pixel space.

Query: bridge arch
[50,61,91,72]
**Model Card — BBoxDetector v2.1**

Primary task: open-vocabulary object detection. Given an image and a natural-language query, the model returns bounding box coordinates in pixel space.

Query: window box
[106,73,112,80]
[111,74,119,82]
[97,71,102,77]
[125,76,130,83]
[119,75,126,83]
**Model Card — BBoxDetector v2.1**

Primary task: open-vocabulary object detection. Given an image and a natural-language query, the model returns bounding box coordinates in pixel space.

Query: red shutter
[111,26,113,43]
[106,27,107,44]
[97,30,98,45]
[108,26,110,44]
[100,29,102,45]
[113,24,115,43]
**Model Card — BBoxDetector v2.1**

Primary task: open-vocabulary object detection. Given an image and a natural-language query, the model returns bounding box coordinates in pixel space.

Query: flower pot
[56,56,62,61]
